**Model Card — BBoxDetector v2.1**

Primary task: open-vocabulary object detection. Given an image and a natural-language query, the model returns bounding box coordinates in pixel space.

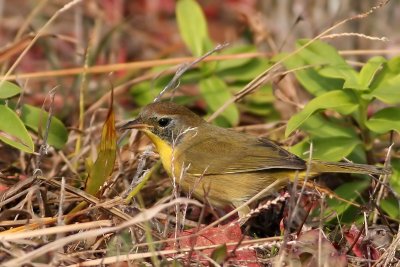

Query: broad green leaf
[0,105,34,153]
[241,85,275,116]
[199,75,239,127]
[130,81,154,107]
[295,39,347,66]
[364,75,400,104]
[320,64,361,90]
[211,244,227,264]
[216,45,257,71]
[282,42,344,96]
[370,56,400,88]
[289,136,360,161]
[380,198,399,219]
[285,90,358,137]
[346,145,367,165]
[130,68,207,107]
[326,180,370,218]
[218,58,272,82]
[286,61,343,96]
[365,57,400,104]
[358,56,386,89]
[389,159,400,195]
[20,104,68,149]
[176,0,211,56]
[288,39,375,91]
[365,107,400,134]
[0,81,22,99]
[300,114,357,138]
[85,107,117,196]
[295,39,360,90]
[130,80,164,107]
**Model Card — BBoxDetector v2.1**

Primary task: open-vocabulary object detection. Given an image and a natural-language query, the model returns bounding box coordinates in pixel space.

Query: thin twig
[154,43,229,102]
[34,87,57,176]
[0,0,83,86]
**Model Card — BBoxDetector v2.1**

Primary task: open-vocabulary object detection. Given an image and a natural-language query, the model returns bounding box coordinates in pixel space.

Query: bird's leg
[232,201,251,225]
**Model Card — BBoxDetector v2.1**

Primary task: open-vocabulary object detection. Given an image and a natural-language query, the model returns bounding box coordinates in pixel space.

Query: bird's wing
[222,137,306,174]
[177,126,306,176]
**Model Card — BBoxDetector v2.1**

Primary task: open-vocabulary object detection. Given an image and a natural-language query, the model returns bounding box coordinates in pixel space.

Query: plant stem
[358,100,375,164]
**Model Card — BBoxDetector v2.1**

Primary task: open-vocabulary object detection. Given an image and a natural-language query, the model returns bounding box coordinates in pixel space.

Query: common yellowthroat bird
[122,102,389,216]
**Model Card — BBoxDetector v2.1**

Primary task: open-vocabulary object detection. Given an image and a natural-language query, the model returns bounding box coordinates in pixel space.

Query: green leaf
[364,57,400,104]
[289,136,360,161]
[320,64,361,90]
[0,105,34,153]
[295,39,347,66]
[130,81,161,106]
[211,244,227,264]
[285,90,358,137]
[300,114,358,138]
[85,108,116,196]
[364,75,400,104]
[389,159,400,195]
[241,85,275,116]
[287,39,380,91]
[216,45,257,71]
[295,39,360,90]
[358,56,386,89]
[20,104,68,149]
[365,107,400,134]
[199,75,239,127]
[290,64,343,96]
[176,0,211,56]
[282,42,344,96]
[0,81,22,99]
[380,198,399,219]
[326,180,370,218]
[370,56,400,88]
[218,58,272,82]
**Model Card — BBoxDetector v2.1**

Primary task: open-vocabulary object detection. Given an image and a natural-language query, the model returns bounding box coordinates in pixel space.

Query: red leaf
[166,224,260,266]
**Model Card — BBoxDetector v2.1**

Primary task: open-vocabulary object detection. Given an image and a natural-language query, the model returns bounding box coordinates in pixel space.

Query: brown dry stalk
[0,220,112,241]
[0,53,264,81]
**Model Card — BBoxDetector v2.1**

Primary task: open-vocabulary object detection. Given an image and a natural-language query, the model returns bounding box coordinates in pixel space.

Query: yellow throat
[142,129,176,177]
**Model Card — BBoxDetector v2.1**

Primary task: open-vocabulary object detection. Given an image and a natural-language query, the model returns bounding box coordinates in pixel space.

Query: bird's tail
[308,160,390,176]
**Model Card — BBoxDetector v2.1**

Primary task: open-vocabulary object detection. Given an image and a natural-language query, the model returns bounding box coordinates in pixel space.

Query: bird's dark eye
[158,117,171,127]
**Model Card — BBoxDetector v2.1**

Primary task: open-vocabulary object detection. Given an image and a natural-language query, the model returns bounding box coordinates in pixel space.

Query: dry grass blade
[40,177,133,222]
[1,198,200,266]
[65,236,282,267]
[0,53,264,81]
[0,34,36,63]
[0,220,112,241]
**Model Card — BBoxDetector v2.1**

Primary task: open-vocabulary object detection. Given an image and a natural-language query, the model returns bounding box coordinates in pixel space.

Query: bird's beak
[118,118,151,131]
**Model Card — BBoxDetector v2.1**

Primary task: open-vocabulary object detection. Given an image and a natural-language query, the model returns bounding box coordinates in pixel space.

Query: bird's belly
[178,171,293,207]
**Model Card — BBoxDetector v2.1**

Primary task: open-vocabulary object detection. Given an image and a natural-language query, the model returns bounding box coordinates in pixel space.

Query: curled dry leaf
[278,229,347,267]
